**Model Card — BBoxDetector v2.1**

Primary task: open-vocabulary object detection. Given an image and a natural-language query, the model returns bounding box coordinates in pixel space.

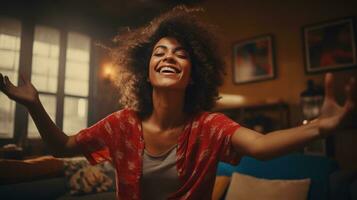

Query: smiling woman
[0,4,355,200]
[149,37,192,90]
[111,6,225,119]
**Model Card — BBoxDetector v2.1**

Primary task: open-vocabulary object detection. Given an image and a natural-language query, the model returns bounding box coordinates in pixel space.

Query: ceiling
[1,0,204,27]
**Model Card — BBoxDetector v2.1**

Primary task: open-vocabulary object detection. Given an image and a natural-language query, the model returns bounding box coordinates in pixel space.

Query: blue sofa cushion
[217,153,338,200]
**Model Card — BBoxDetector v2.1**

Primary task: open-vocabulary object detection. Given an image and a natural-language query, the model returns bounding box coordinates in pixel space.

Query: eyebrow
[153,45,186,52]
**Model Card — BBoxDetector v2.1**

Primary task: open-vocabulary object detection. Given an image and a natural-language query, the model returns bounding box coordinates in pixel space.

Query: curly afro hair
[110,5,226,119]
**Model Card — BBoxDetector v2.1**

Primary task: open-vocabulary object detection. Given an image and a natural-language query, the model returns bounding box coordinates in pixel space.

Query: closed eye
[176,54,188,59]
[175,50,189,59]
[154,53,164,57]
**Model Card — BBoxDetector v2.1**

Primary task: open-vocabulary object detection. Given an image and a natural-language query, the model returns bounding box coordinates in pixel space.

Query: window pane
[66,32,90,62]
[27,94,56,138]
[64,32,90,96]
[0,18,21,138]
[0,49,20,70]
[0,18,21,50]
[63,97,88,136]
[31,26,60,93]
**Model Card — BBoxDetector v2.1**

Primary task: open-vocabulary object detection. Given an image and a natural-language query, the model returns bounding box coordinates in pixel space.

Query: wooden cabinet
[217,102,290,134]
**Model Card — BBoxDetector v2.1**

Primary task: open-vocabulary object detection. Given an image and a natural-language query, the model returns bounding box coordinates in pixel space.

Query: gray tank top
[140,145,181,200]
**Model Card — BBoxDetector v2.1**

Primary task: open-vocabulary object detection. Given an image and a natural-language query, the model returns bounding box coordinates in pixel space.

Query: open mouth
[156,65,181,74]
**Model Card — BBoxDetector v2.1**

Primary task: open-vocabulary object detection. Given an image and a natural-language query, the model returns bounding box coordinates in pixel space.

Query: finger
[345,77,356,110]
[0,73,5,89]
[20,73,26,84]
[20,73,30,84]
[4,76,16,88]
[324,73,335,100]
[0,74,10,96]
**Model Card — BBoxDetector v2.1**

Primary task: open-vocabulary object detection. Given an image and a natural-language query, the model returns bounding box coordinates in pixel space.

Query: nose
[163,52,176,63]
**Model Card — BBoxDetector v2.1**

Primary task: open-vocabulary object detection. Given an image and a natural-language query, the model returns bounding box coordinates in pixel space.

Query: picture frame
[302,17,357,73]
[233,34,276,84]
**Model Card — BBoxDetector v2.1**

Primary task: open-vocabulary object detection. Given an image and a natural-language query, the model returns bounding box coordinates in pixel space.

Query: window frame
[0,17,22,141]
[0,17,96,147]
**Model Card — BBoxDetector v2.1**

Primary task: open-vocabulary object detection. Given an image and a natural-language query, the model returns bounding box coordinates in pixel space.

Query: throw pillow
[225,172,311,200]
[61,157,115,195]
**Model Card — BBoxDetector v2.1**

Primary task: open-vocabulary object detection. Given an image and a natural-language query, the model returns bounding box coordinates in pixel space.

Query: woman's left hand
[317,73,356,137]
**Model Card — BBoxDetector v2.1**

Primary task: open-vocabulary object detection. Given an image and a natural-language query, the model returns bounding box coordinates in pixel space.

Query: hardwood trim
[55,30,67,130]
[13,18,34,144]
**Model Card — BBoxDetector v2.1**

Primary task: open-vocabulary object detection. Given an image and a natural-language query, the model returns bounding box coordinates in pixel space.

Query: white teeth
[159,66,177,73]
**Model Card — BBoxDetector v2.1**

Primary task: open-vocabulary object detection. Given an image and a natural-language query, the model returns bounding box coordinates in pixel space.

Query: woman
[0,6,355,200]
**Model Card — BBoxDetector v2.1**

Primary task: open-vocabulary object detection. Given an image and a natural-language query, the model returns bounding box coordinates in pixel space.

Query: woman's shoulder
[192,111,229,124]
[198,111,227,118]
[104,108,138,122]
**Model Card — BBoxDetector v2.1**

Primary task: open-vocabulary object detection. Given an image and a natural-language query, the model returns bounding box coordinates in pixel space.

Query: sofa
[0,156,116,200]
[216,153,357,200]
[2,154,357,200]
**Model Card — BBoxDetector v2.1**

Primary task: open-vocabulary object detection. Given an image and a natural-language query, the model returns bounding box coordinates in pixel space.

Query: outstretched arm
[231,73,356,160]
[0,73,81,154]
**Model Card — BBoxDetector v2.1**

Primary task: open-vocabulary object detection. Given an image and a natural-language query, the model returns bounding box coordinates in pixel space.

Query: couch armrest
[0,155,64,184]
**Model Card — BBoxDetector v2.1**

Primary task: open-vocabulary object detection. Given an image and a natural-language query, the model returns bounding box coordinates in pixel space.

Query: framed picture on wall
[233,34,276,84]
[302,17,357,73]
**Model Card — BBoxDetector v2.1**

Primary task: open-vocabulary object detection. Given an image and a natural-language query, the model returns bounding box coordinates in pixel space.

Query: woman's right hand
[0,73,39,107]
[1,73,81,154]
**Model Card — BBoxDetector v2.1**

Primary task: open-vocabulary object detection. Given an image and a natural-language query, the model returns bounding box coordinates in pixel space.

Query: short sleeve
[75,111,120,165]
[208,113,241,165]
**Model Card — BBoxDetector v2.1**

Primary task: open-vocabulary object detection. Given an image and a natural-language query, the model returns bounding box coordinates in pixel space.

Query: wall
[197,0,357,169]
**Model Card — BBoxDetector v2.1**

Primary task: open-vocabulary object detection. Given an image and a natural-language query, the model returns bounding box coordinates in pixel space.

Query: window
[0,18,21,138]
[28,29,91,138]
[63,32,90,135]
[0,18,92,140]
[28,26,59,138]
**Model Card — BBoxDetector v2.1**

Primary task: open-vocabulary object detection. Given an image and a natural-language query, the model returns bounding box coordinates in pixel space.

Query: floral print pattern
[76,109,241,200]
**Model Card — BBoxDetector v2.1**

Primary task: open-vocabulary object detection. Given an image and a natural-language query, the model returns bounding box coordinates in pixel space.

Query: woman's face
[149,37,192,90]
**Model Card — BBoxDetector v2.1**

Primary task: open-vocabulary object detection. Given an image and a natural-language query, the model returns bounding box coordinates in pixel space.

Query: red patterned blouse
[75,109,241,200]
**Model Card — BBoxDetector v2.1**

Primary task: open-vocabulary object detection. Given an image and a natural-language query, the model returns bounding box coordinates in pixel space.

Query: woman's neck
[147,88,187,130]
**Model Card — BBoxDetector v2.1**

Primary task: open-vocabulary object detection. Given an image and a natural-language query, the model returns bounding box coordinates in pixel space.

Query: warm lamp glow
[215,93,246,110]
[102,63,115,80]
